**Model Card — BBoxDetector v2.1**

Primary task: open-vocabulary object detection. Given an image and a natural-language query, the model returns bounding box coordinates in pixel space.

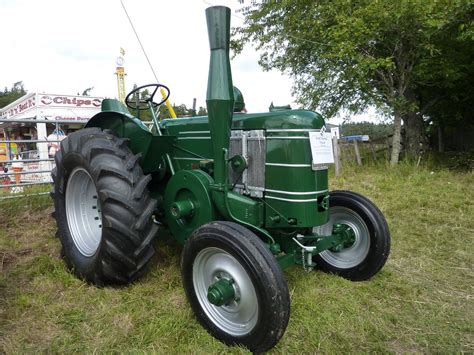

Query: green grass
[1,163,473,353]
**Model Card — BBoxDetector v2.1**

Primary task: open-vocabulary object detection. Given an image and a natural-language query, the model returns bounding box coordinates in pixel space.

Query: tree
[81,87,94,96]
[0,82,27,108]
[341,121,393,140]
[233,0,472,164]
[415,3,474,151]
[197,106,208,116]
[160,103,195,118]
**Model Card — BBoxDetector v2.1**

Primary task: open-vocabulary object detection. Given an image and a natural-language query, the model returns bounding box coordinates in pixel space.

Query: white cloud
[0,0,382,122]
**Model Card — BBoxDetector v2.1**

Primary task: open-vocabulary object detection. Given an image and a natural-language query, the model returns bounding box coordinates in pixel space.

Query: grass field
[1,163,472,353]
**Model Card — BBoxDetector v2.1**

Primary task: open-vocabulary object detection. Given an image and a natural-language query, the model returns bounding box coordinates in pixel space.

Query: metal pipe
[0,181,51,189]
[1,158,54,164]
[1,139,62,144]
[0,191,50,200]
[2,170,52,176]
[148,101,175,176]
[0,118,87,124]
[205,6,234,187]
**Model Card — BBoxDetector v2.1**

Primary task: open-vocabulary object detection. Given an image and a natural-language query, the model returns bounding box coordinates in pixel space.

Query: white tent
[1,93,103,182]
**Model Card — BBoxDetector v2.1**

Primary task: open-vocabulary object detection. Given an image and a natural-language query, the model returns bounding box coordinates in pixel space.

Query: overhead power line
[120,0,160,83]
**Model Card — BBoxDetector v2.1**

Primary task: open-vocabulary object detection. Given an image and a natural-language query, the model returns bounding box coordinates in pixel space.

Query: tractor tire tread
[51,127,157,285]
[182,221,290,353]
[315,190,390,281]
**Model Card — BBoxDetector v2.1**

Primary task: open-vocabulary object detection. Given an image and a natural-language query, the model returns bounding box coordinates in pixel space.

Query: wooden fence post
[370,141,377,161]
[353,140,362,166]
[386,137,391,160]
[332,136,341,176]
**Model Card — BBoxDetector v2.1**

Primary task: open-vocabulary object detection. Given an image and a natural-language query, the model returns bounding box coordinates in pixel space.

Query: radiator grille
[229,130,265,197]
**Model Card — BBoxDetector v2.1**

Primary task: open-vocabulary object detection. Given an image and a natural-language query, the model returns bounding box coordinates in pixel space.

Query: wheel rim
[65,167,102,257]
[193,247,258,336]
[314,206,370,268]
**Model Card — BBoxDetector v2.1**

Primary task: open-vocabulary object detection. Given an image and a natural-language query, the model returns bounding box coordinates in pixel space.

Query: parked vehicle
[51,6,390,352]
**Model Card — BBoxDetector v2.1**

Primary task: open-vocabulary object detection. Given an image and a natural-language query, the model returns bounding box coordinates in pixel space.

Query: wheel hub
[331,223,356,252]
[170,199,195,219]
[65,167,102,257]
[193,247,258,336]
[164,170,216,243]
[313,206,370,269]
[207,277,236,306]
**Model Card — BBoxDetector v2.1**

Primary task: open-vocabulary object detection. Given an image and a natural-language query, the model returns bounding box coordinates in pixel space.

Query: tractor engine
[160,110,330,232]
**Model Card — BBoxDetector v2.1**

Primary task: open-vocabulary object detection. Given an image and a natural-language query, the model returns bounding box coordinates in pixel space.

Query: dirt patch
[0,248,34,273]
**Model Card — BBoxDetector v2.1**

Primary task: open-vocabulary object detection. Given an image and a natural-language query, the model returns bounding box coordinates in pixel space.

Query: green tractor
[51,6,390,353]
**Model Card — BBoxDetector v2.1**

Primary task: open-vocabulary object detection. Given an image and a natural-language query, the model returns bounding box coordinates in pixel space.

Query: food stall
[0,93,103,184]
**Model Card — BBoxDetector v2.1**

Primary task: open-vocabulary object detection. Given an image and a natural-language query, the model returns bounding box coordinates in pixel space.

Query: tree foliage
[233,0,473,162]
[127,86,196,121]
[0,82,27,109]
[159,103,199,118]
[81,87,94,96]
[341,121,393,140]
[416,4,474,151]
[197,106,208,116]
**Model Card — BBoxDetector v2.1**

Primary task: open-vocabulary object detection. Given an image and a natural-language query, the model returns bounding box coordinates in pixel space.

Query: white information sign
[309,132,334,170]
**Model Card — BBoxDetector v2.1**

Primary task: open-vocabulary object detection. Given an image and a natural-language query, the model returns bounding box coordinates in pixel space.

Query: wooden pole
[386,137,391,160]
[370,141,377,161]
[332,136,341,176]
[353,140,362,166]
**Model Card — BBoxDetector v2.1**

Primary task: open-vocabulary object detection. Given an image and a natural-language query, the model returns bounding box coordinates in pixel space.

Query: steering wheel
[125,83,170,111]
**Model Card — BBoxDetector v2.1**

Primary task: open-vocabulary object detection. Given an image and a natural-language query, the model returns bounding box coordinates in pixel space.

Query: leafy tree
[341,121,393,140]
[159,103,195,118]
[0,82,27,108]
[173,104,191,117]
[415,4,474,151]
[233,0,472,164]
[81,87,94,96]
[197,106,208,116]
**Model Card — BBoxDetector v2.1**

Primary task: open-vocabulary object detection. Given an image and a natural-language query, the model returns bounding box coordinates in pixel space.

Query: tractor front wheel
[181,221,290,353]
[51,128,158,285]
[313,190,391,281]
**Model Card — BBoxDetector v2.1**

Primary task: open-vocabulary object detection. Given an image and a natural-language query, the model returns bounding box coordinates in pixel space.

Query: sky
[0,0,379,124]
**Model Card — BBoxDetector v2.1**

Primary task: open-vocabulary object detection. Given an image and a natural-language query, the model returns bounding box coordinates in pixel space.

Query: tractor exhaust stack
[205,6,234,187]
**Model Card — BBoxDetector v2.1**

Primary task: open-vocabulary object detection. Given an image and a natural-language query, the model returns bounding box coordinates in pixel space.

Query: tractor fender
[86,98,150,137]
[85,99,175,174]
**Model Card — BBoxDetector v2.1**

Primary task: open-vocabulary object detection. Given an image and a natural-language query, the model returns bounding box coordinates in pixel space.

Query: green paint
[205,6,234,188]
[330,223,356,252]
[274,223,359,269]
[85,99,176,174]
[207,278,235,306]
[225,191,264,226]
[163,170,216,244]
[230,155,247,173]
[86,5,343,271]
[170,199,195,219]
[277,253,296,269]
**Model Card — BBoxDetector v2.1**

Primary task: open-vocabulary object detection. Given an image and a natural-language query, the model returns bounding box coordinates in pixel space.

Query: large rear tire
[51,128,158,285]
[313,190,391,281]
[181,221,290,353]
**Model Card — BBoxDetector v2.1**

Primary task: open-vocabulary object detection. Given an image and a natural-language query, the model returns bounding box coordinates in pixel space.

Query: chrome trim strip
[176,137,211,140]
[266,129,321,133]
[265,195,320,203]
[266,163,312,167]
[233,184,265,192]
[265,188,328,195]
[178,131,211,135]
[266,136,309,140]
[172,157,213,161]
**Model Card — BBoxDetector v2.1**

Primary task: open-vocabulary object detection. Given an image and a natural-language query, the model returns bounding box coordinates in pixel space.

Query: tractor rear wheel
[181,221,290,353]
[313,190,391,281]
[51,128,158,285]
